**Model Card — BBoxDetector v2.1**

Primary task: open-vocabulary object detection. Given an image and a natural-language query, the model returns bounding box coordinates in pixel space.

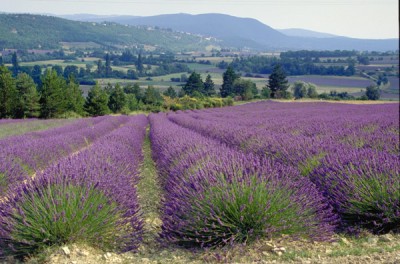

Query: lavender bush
[311,148,400,234]
[0,115,130,193]
[150,113,336,248]
[0,115,147,258]
[166,101,399,234]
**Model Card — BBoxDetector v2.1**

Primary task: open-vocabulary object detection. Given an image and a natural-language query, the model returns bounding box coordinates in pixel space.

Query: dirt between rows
[2,229,397,264]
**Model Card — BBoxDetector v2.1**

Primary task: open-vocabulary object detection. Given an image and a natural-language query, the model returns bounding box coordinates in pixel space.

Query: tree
[121,50,135,62]
[365,85,380,100]
[51,65,63,76]
[63,65,79,79]
[144,86,162,105]
[65,76,85,115]
[96,60,104,76]
[0,66,18,118]
[137,52,144,74]
[84,83,110,116]
[127,69,138,80]
[307,84,318,98]
[268,64,289,98]
[220,66,239,97]
[183,72,204,96]
[15,73,40,118]
[108,83,126,113]
[261,86,271,99]
[0,56,3,66]
[292,81,308,99]
[126,94,139,111]
[31,65,42,86]
[163,86,177,98]
[105,53,112,77]
[203,74,216,96]
[11,52,19,77]
[39,69,67,118]
[124,83,143,102]
[233,79,257,100]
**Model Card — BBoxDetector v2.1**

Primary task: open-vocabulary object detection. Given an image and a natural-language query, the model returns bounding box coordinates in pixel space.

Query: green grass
[0,119,77,140]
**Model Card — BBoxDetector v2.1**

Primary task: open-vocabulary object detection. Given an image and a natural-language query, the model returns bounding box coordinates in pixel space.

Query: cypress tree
[11,52,19,77]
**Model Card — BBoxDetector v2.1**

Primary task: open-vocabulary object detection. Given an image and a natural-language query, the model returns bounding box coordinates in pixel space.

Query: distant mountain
[277,28,339,38]
[65,13,398,51]
[0,14,215,51]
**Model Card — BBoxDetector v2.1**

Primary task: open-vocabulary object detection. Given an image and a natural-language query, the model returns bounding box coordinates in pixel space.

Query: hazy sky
[2,0,399,39]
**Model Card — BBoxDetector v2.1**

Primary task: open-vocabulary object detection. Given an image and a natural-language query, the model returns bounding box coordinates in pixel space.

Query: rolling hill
[0,14,216,51]
[63,13,398,51]
[277,28,339,38]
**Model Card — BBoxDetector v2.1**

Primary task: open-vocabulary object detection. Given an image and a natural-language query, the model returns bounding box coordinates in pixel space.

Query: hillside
[277,28,339,38]
[67,13,399,51]
[0,14,216,51]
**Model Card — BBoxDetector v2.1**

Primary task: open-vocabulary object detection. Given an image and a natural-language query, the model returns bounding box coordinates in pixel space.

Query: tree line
[218,56,356,76]
[0,62,381,119]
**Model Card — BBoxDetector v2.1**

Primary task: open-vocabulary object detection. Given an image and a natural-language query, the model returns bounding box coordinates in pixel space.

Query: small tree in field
[365,85,380,100]
[292,81,308,99]
[268,64,289,99]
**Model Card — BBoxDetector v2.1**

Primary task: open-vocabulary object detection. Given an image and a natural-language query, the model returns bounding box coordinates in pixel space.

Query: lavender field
[0,101,399,262]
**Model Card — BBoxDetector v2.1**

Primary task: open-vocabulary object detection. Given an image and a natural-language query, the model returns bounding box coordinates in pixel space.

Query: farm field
[0,118,77,139]
[0,101,399,264]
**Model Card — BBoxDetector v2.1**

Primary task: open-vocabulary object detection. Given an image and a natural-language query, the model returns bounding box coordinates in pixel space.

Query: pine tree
[204,74,216,96]
[0,66,18,118]
[163,86,177,98]
[15,73,40,118]
[220,66,239,97]
[268,64,289,99]
[65,76,85,115]
[183,72,204,96]
[108,83,126,113]
[144,86,162,105]
[84,83,110,116]
[39,69,67,118]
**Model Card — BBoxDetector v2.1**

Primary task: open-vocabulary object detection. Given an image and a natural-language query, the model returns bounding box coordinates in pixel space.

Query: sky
[1,0,399,39]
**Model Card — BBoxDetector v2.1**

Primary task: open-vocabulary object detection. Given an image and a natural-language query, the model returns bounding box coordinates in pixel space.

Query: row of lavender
[0,115,130,194]
[0,115,148,257]
[150,113,336,247]
[167,101,399,234]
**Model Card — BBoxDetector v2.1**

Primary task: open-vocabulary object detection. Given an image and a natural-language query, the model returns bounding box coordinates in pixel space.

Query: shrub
[0,181,123,257]
[311,148,400,234]
[150,114,336,248]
